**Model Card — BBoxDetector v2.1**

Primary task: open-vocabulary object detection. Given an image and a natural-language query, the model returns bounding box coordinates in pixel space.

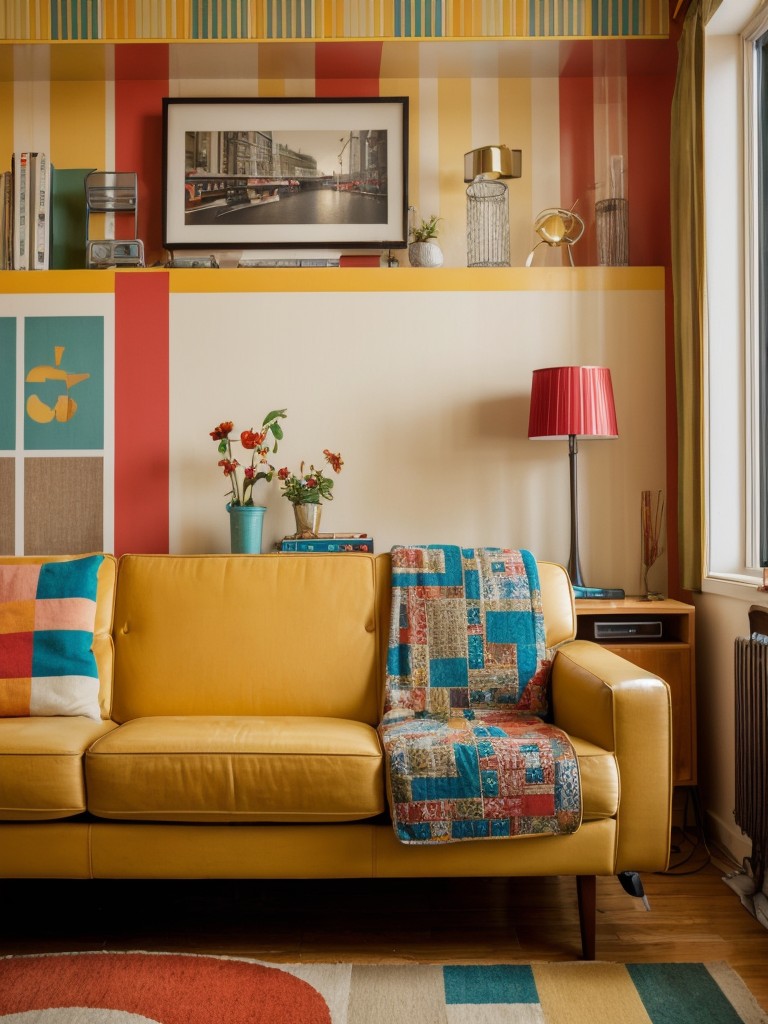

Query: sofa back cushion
[111,553,387,725]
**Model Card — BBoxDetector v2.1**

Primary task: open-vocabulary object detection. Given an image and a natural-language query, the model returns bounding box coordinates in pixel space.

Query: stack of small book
[5,152,52,270]
[278,533,374,553]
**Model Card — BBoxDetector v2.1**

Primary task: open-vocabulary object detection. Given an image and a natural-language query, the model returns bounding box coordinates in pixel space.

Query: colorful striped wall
[2,0,668,40]
[0,26,678,570]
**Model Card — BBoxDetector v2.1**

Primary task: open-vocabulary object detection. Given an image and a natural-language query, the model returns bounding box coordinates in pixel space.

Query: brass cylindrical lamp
[464,145,522,268]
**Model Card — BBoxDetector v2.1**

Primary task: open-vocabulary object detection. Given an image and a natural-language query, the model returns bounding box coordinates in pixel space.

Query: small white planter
[408,241,444,267]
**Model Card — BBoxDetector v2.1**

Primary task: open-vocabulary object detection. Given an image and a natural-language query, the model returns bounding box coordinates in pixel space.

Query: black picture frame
[162,96,409,251]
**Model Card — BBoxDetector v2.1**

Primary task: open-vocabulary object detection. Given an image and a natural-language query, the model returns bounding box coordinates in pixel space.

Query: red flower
[210,421,234,441]
[305,477,318,488]
[241,429,267,450]
[218,458,239,476]
[277,467,290,480]
[243,466,255,479]
[323,449,344,473]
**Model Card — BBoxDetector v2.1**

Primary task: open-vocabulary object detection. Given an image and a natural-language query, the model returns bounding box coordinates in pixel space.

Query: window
[703,0,766,591]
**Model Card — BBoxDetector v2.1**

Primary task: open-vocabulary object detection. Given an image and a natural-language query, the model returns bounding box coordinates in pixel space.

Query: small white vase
[408,241,443,267]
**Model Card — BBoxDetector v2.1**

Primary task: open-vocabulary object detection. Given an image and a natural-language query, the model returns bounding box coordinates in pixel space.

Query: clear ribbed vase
[292,502,322,538]
[466,180,510,267]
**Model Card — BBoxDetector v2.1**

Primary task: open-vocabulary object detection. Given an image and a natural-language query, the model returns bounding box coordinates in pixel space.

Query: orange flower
[210,421,234,441]
[209,409,287,508]
[241,429,267,450]
[323,449,344,473]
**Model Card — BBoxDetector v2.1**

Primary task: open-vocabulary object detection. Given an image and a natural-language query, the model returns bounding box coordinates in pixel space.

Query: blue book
[280,537,374,552]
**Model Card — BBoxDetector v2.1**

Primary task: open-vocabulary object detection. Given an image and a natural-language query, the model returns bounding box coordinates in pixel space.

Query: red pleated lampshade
[528,366,618,439]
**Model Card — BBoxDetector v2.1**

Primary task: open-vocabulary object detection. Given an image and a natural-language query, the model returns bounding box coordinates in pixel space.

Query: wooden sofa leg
[577,875,596,960]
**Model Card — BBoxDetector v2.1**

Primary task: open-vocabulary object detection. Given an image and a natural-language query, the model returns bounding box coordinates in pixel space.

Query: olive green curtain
[670,0,722,592]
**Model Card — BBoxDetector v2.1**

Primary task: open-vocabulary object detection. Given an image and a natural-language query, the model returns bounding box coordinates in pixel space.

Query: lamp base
[572,585,626,600]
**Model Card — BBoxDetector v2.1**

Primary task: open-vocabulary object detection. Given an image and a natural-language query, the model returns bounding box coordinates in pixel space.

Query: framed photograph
[162,96,409,251]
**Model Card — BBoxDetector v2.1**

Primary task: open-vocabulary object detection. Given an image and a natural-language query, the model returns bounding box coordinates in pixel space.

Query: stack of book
[278,533,374,553]
[5,152,52,270]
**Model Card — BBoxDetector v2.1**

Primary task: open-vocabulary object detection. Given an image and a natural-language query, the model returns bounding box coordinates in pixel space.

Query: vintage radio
[86,239,145,268]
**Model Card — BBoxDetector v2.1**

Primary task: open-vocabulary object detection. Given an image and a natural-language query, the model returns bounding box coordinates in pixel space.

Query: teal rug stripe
[443,964,538,1004]
[628,963,747,1024]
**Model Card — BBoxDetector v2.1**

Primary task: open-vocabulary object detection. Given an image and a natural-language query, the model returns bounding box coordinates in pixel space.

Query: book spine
[281,539,374,552]
[35,153,50,270]
[13,153,29,270]
[0,172,11,271]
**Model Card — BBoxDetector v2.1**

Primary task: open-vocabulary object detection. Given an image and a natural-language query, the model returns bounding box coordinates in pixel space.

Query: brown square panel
[0,458,14,554]
[24,457,103,554]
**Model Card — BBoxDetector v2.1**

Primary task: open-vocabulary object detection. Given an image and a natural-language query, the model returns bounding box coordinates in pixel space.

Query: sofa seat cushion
[85,716,385,823]
[0,717,118,820]
[571,736,619,821]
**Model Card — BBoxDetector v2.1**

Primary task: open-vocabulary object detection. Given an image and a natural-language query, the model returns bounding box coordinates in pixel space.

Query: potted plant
[408,214,443,267]
[209,409,287,553]
[278,449,344,538]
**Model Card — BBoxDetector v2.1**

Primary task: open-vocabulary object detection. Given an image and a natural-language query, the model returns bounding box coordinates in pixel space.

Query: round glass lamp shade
[528,366,619,439]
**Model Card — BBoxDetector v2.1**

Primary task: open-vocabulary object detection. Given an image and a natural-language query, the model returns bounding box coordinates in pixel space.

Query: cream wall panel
[414,75,439,236]
[528,77,562,266]
[168,284,665,594]
[12,47,50,154]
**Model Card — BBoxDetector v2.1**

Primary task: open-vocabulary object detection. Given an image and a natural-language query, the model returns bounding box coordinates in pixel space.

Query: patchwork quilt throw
[379,545,582,844]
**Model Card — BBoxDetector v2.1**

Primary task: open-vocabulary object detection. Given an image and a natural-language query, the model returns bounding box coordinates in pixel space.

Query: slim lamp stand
[568,434,585,588]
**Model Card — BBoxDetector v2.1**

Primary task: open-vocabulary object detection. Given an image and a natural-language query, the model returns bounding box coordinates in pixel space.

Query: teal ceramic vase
[227,504,266,554]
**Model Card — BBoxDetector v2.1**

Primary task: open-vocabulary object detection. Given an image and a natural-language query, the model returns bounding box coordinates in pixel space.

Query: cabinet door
[604,644,695,787]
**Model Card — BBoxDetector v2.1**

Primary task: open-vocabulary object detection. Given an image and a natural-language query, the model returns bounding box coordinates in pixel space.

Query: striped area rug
[0,953,766,1023]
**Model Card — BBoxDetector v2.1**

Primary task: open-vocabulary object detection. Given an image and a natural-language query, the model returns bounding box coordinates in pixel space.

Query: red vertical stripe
[115,44,169,264]
[113,45,170,554]
[114,273,170,555]
[626,54,680,596]
[315,42,382,96]
[559,78,596,266]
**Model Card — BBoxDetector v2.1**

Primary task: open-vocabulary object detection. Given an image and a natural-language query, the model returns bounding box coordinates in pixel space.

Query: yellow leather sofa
[0,552,672,958]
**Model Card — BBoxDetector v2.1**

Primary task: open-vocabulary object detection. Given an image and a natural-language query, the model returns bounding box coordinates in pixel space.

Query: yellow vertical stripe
[0,50,13,168]
[381,76,418,228]
[437,77,471,265]
[499,75,531,264]
[49,49,106,170]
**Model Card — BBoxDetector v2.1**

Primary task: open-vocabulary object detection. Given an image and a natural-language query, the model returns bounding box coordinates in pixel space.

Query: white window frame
[703,0,768,598]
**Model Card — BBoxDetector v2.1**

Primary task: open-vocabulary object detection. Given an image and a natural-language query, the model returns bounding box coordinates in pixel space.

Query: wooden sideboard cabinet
[574,598,696,787]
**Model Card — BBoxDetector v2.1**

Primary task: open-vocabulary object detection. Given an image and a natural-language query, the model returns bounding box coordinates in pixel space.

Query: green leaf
[263,408,287,425]
[271,423,284,440]
[217,440,228,454]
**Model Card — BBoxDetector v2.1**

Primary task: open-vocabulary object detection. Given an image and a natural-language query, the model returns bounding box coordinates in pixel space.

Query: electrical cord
[659,786,712,876]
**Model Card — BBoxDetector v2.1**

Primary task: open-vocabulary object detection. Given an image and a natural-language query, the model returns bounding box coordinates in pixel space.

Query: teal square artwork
[0,319,15,451]
[24,317,104,451]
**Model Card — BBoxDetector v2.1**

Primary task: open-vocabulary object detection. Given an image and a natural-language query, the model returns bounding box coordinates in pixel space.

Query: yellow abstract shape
[26,394,56,424]
[26,365,90,388]
[25,344,91,427]
[54,395,78,422]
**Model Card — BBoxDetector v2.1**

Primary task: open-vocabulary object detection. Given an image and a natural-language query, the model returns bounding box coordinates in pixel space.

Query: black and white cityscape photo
[183,128,389,226]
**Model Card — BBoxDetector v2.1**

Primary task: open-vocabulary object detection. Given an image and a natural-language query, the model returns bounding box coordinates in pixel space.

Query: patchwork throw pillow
[0,555,104,720]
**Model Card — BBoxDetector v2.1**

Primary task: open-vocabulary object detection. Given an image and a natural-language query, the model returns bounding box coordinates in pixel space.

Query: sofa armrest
[550,639,673,873]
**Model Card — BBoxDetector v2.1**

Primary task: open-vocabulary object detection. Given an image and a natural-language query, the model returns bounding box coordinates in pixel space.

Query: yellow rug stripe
[533,963,654,1024]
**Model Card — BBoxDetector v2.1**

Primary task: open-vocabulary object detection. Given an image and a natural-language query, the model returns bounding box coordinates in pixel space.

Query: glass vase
[292,503,322,538]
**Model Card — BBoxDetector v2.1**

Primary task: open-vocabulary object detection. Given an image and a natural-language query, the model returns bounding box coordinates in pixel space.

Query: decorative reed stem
[641,489,665,597]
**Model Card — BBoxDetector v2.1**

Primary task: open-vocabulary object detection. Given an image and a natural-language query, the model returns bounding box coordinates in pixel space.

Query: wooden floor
[2,842,767,1012]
